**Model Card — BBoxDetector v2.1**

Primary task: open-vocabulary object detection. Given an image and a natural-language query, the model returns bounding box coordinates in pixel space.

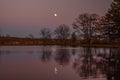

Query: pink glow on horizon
[0,0,112,36]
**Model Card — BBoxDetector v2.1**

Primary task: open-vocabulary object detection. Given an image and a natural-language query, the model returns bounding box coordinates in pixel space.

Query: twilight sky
[0,0,112,37]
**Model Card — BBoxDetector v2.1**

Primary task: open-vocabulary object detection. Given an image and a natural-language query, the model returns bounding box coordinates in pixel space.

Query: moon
[54,13,57,17]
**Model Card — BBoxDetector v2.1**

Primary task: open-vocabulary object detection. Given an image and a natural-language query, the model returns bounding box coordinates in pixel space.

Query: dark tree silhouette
[39,28,52,39]
[54,24,71,45]
[73,13,99,43]
[54,24,70,40]
[106,0,120,26]
[105,0,120,40]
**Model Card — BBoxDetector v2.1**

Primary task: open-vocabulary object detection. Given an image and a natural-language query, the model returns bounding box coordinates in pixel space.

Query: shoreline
[0,36,120,48]
[0,44,120,48]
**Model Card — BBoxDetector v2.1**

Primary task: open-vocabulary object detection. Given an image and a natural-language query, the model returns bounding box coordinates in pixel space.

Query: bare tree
[54,24,71,40]
[39,28,52,39]
[73,13,99,43]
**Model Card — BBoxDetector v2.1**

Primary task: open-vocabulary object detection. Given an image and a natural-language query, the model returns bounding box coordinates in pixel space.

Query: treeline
[0,36,80,46]
[0,0,120,45]
[72,0,120,44]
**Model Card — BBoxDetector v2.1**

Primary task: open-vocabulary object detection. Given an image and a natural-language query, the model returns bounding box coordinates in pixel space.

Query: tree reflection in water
[73,47,101,79]
[0,46,120,80]
[105,48,120,80]
[54,48,71,66]
[73,47,120,80]
[72,48,76,56]
[40,46,52,62]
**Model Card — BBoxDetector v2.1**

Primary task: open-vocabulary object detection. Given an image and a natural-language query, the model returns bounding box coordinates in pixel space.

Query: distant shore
[0,36,79,46]
[0,36,120,48]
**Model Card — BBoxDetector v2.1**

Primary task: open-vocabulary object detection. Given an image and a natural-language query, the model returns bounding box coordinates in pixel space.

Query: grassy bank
[0,36,120,48]
[1,43,120,48]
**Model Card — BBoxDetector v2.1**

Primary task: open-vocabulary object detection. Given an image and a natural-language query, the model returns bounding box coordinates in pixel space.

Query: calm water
[0,46,120,80]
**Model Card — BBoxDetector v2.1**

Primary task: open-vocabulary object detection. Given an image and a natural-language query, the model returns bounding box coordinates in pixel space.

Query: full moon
[54,13,57,17]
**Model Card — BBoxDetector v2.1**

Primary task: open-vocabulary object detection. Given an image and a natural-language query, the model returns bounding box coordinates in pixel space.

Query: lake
[0,46,120,80]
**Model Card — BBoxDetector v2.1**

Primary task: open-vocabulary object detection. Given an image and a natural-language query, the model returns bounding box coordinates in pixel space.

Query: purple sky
[0,0,112,37]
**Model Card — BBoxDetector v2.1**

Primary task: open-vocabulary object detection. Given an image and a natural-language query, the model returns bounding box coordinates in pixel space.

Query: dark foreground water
[0,46,120,80]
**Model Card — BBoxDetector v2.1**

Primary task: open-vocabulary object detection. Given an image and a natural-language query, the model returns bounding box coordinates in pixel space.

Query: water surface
[0,46,120,80]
